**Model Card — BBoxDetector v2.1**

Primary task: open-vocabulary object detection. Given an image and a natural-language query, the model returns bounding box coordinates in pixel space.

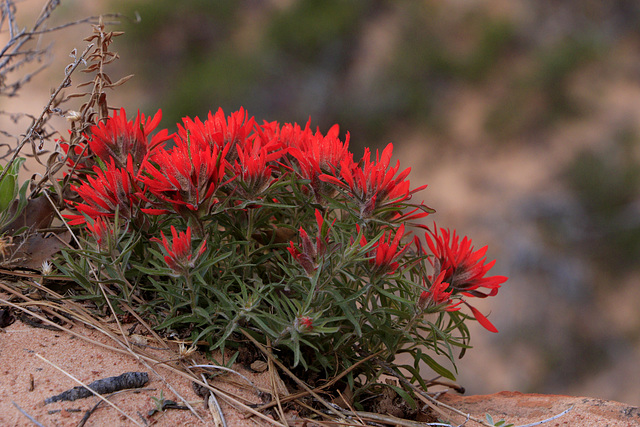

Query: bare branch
[0,43,92,184]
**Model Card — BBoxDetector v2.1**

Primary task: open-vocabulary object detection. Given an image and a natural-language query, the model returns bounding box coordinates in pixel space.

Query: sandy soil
[0,317,285,427]
[1,316,638,427]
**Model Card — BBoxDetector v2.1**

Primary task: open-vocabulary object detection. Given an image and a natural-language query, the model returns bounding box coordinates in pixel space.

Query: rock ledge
[440,391,639,426]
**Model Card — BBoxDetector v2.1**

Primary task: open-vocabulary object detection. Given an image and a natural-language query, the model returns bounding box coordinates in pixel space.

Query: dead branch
[44,371,149,404]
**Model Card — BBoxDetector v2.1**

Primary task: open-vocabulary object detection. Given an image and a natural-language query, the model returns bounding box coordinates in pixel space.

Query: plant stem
[184,271,197,312]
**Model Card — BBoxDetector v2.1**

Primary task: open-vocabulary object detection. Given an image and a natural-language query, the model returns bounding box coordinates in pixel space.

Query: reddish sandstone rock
[440,391,639,426]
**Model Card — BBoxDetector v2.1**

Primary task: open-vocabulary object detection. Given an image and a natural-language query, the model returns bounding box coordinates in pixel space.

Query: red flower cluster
[64,107,506,332]
[65,158,141,225]
[320,143,429,219]
[287,121,353,203]
[176,107,255,153]
[67,107,430,226]
[141,134,231,216]
[60,109,171,174]
[85,216,112,249]
[88,108,170,170]
[425,227,507,298]
[418,226,508,332]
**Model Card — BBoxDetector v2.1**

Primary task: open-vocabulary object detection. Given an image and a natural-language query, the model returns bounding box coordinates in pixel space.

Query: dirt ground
[2,317,638,426]
[0,317,283,426]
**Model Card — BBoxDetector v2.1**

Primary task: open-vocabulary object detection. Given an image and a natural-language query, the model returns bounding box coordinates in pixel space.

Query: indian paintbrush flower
[141,131,232,217]
[288,209,330,276]
[84,216,113,250]
[423,225,507,332]
[152,226,207,274]
[296,316,314,332]
[418,271,461,312]
[86,108,171,171]
[233,133,284,198]
[287,121,353,203]
[64,157,141,226]
[360,224,410,275]
[176,107,255,161]
[425,226,507,298]
[320,143,428,220]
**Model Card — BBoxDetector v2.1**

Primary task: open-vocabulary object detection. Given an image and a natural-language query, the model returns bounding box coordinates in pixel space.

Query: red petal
[467,303,498,333]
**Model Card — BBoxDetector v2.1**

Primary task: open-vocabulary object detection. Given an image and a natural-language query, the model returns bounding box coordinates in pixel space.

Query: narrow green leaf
[420,353,456,381]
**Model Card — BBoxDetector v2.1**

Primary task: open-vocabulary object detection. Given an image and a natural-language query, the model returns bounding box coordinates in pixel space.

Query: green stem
[184,271,197,312]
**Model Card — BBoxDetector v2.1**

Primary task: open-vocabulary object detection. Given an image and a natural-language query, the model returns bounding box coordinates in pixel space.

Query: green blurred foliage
[0,157,29,236]
[486,36,601,138]
[565,130,640,273]
[389,5,518,130]
[266,0,366,62]
[114,0,250,121]
[113,1,522,145]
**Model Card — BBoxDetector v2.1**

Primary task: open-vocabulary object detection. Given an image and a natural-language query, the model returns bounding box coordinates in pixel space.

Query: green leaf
[193,307,211,321]
[420,352,456,381]
[0,173,16,212]
[158,313,204,329]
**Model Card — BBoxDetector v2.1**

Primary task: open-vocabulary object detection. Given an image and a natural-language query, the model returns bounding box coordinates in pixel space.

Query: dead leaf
[129,334,148,346]
[1,195,56,235]
[268,362,289,396]
[250,360,268,372]
[208,394,224,427]
[11,231,70,270]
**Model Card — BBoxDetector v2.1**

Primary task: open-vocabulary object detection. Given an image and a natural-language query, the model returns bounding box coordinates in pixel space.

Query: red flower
[177,107,255,156]
[85,216,112,248]
[362,224,409,275]
[320,143,428,219]
[425,226,507,298]
[87,108,170,170]
[233,133,284,197]
[64,158,140,225]
[141,133,232,215]
[418,271,461,312]
[286,121,353,202]
[287,210,330,276]
[152,226,207,273]
[422,225,506,333]
[297,316,314,331]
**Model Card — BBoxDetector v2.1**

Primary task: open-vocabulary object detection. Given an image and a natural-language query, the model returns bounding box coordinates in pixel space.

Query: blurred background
[2,0,639,405]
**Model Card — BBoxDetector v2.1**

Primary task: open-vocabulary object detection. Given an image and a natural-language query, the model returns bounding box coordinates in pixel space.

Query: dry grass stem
[189,364,261,396]
[241,329,347,421]
[10,400,46,427]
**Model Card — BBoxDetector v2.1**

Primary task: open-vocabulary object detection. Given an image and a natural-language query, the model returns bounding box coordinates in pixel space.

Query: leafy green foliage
[486,413,514,427]
[0,157,29,233]
[58,107,503,407]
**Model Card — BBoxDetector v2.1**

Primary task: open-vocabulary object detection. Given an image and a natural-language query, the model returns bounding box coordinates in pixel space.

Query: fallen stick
[77,387,155,427]
[45,371,149,404]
